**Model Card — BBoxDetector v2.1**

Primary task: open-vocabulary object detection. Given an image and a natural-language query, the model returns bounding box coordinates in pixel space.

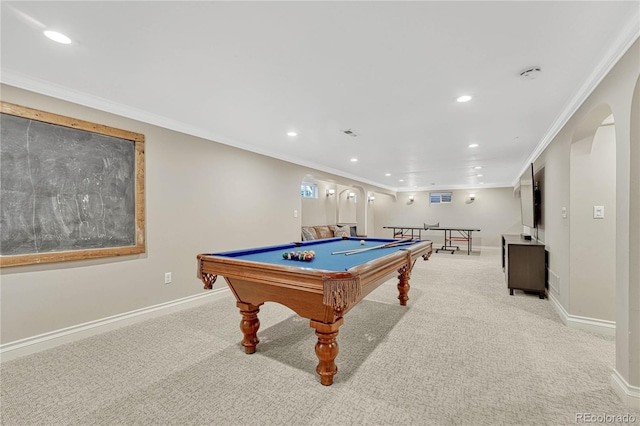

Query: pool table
[197,237,432,385]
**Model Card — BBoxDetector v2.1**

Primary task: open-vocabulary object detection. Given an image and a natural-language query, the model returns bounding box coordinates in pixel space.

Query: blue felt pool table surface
[208,237,420,272]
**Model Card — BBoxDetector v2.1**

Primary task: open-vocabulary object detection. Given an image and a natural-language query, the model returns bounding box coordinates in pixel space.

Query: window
[301,182,318,199]
[430,192,452,204]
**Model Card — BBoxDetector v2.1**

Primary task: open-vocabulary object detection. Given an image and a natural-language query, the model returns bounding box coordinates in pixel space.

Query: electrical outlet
[164,272,172,284]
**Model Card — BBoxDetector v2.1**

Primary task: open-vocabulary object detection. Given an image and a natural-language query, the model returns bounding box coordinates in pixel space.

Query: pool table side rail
[197,241,432,312]
[204,237,397,258]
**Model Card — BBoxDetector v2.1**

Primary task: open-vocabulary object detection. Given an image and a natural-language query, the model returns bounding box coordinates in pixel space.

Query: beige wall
[337,186,358,224]
[630,73,640,393]
[301,180,372,234]
[534,40,639,393]
[0,84,308,343]
[1,39,638,401]
[0,85,390,344]
[0,84,520,346]
[569,125,616,321]
[300,177,337,226]
[372,187,522,247]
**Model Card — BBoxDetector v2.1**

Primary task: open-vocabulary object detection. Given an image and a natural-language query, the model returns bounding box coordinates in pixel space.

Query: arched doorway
[569,105,616,327]
[630,78,640,293]
[298,175,366,235]
[300,174,337,227]
[617,74,640,397]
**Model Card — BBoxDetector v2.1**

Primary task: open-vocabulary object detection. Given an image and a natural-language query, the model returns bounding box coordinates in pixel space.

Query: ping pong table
[382,226,426,240]
[383,225,480,255]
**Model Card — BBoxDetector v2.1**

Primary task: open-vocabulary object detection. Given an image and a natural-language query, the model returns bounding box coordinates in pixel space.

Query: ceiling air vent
[342,129,358,137]
[519,66,542,80]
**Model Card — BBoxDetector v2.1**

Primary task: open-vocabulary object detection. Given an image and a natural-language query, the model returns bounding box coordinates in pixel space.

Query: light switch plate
[593,206,604,219]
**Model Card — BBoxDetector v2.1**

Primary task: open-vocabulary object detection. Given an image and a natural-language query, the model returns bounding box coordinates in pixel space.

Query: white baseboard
[548,291,616,336]
[0,288,231,363]
[611,369,640,409]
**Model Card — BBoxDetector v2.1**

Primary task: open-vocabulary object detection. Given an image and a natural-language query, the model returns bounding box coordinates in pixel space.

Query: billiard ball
[283,249,315,261]
[360,240,365,245]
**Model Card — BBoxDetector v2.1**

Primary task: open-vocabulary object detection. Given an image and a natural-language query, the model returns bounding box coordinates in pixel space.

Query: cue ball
[360,240,365,245]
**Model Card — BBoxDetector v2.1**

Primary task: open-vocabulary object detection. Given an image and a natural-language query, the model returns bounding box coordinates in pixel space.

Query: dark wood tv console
[501,234,546,299]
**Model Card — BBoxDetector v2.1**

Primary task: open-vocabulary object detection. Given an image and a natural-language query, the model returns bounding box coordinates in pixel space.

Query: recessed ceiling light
[456,95,472,103]
[286,131,297,137]
[473,166,482,170]
[44,30,72,44]
[350,158,358,162]
[468,143,479,148]
[399,179,405,182]
[477,174,483,177]
[385,173,391,177]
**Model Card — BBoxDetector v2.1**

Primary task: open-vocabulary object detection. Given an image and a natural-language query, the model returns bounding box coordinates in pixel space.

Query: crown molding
[1,69,404,192]
[512,18,640,187]
[3,13,638,193]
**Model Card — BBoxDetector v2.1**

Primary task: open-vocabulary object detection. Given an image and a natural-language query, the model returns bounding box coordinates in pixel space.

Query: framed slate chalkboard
[0,102,145,267]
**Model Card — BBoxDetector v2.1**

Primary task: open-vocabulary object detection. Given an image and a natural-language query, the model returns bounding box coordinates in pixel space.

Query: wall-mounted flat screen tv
[520,163,536,228]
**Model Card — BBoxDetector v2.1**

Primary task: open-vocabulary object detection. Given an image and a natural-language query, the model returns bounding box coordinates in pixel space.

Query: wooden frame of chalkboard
[0,102,146,267]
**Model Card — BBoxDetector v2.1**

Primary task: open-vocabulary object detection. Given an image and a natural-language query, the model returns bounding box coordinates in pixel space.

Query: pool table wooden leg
[237,302,261,354]
[310,318,344,386]
[397,264,410,306]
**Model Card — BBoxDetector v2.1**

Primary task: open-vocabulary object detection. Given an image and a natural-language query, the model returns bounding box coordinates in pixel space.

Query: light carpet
[1,248,637,425]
